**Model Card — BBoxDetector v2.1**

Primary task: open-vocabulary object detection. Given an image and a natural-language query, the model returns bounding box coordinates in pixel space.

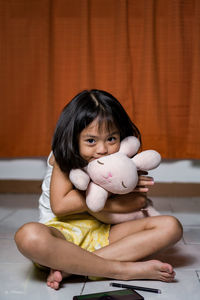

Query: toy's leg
[86,182,108,212]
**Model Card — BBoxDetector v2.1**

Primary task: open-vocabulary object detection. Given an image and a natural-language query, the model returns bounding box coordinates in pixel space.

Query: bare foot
[47,269,71,290]
[123,260,175,282]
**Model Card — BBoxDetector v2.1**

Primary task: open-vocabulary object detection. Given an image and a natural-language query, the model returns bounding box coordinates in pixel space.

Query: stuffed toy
[69,136,161,224]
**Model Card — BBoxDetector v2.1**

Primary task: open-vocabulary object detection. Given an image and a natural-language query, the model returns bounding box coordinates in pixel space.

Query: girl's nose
[96,142,108,155]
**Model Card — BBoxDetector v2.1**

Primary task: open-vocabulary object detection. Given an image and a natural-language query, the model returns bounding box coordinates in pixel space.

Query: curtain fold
[0,0,200,158]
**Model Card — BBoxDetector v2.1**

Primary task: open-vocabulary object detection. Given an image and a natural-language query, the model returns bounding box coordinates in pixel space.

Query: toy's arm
[69,169,90,190]
[86,182,108,212]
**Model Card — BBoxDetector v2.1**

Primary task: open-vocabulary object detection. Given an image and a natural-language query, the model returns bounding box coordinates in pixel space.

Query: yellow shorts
[45,213,111,252]
[35,213,110,274]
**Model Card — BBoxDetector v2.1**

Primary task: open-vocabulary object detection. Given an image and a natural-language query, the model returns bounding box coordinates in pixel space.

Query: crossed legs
[15,215,183,290]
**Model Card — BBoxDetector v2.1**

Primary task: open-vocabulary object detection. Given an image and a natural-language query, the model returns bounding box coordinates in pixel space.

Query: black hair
[52,89,141,174]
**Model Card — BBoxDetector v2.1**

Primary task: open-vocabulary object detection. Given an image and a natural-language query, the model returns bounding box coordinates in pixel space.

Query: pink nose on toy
[103,172,112,179]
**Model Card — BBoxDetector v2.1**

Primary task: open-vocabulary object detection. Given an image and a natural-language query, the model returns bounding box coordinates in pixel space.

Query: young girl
[15,89,183,290]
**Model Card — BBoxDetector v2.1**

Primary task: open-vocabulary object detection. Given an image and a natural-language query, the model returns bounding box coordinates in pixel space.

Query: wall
[0,159,200,183]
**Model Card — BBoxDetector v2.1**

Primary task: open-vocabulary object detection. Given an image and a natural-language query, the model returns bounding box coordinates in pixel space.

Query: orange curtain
[0,0,200,158]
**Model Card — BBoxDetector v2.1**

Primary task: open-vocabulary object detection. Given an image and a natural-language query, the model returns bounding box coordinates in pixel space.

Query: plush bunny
[69,136,161,224]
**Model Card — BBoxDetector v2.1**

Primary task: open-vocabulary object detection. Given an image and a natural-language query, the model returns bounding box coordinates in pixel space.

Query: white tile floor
[0,194,200,300]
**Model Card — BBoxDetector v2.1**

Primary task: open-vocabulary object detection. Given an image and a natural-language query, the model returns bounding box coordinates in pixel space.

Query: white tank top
[38,152,56,223]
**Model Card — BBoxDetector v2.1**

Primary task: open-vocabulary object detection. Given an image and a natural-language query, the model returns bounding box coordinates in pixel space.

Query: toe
[53,282,59,290]
[160,263,173,274]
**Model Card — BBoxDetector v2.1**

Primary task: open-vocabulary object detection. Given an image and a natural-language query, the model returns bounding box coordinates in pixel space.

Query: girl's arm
[50,161,88,217]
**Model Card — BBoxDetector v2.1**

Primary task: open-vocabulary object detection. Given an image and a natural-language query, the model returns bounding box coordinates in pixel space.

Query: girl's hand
[133,171,154,193]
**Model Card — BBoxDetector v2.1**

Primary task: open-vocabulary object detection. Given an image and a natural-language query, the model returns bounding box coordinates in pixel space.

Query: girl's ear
[119,136,140,157]
[132,150,161,171]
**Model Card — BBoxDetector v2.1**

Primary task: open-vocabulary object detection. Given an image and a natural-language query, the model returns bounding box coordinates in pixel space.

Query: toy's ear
[132,150,161,171]
[119,136,140,157]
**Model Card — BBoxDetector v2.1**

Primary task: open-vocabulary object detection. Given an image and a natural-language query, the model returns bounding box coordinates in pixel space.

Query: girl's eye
[108,136,116,142]
[86,139,96,144]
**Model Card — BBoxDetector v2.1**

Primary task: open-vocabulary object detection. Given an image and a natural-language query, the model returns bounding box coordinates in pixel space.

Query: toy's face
[87,152,138,194]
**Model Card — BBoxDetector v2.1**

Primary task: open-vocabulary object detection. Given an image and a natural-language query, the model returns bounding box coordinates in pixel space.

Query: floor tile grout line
[195,270,200,282]
[0,210,17,224]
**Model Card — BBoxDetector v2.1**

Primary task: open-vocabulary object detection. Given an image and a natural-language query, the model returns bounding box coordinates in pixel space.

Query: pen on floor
[110,282,161,294]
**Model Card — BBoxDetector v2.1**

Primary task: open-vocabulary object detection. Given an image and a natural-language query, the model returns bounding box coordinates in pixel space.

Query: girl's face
[79,118,120,163]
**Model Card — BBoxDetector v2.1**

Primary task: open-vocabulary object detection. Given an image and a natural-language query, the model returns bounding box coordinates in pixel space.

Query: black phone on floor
[73,289,144,300]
